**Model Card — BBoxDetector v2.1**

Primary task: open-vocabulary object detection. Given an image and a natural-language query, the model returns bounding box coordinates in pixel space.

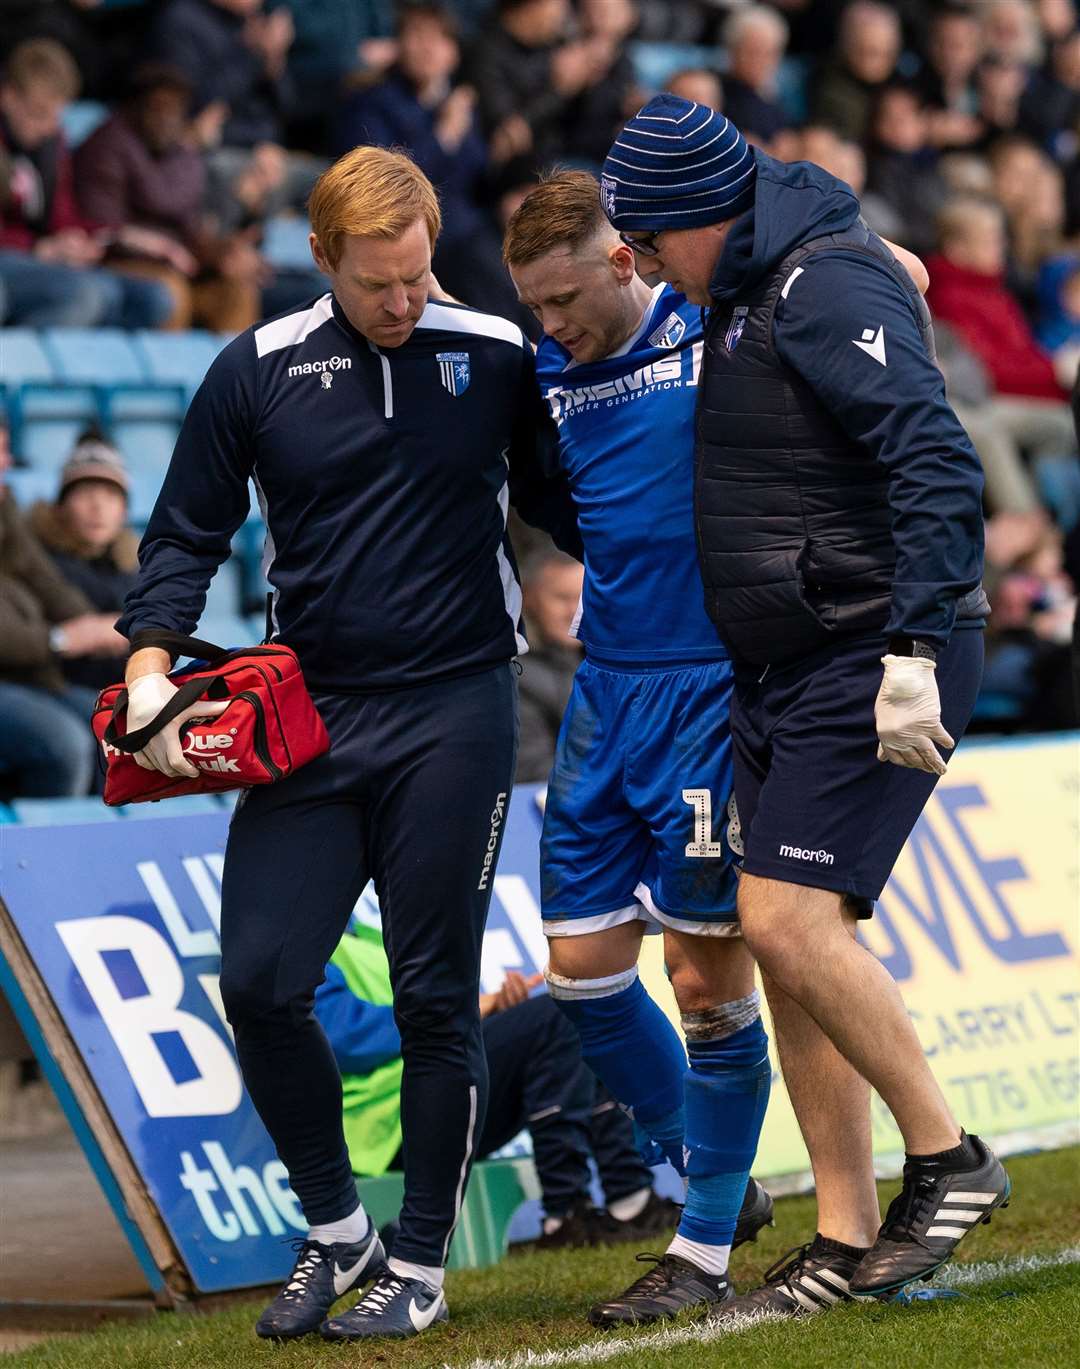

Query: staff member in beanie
[599,96,1009,1318]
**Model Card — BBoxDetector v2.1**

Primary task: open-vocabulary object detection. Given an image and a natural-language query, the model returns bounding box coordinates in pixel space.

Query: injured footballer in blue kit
[505,171,775,1330]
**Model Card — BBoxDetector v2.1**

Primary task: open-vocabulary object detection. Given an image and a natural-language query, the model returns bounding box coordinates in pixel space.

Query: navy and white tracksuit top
[118,293,583,693]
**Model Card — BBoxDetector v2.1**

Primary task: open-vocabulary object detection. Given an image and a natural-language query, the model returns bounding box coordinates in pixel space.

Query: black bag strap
[129,628,232,663]
[103,672,231,753]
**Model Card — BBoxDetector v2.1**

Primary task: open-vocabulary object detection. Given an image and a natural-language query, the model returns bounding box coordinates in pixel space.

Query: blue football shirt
[535,283,727,665]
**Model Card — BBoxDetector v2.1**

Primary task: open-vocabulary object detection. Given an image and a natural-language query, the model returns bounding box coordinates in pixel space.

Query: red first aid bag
[92,634,330,806]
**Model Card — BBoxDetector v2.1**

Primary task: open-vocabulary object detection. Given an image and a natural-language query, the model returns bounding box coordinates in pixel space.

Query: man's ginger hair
[503,169,613,268]
[308,146,442,268]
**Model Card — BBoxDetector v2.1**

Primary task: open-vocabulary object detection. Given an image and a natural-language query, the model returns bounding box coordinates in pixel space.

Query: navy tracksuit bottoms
[218,663,518,1267]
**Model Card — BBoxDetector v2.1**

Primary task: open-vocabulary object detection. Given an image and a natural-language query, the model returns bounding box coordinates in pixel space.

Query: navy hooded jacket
[697,151,986,660]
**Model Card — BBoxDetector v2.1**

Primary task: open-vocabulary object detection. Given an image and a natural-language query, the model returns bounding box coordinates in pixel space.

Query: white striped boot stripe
[927,1225,970,1238]
[946,1191,996,1204]
[935,1208,983,1223]
[799,1276,840,1304]
[789,1286,824,1312]
[814,1268,852,1293]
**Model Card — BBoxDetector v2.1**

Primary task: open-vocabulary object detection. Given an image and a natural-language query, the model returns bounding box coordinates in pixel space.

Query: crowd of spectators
[1,0,1078,797]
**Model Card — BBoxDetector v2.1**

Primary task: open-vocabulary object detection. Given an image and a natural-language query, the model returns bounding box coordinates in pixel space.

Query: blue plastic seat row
[1,328,228,443]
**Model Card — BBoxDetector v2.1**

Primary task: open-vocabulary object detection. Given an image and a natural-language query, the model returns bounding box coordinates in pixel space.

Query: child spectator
[28,429,137,695]
[0,422,124,797]
[0,39,172,327]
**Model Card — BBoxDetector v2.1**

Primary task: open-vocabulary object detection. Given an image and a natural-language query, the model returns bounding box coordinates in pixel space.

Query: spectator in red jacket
[927,194,1064,400]
[927,195,1078,520]
[74,63,262,333]
[0,39,172,328]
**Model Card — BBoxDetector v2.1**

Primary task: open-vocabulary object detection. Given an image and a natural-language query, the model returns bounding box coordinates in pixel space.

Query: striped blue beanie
[600,95,756,231]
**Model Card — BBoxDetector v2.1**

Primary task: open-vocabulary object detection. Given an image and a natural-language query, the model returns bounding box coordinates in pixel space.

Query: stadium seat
[10,797,121,825]
[1,328,55,388]
[125,464,169,525]
[263,216,317,270]
[43,329,184,423]
[0,329,96,444]
[133,330,226,404]
[20,419,90,475]
[110,418,180,474]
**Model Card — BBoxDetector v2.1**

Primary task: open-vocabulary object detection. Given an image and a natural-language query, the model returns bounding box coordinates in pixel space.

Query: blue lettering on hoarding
[938,786,1070,964]
[872,783,1070,983]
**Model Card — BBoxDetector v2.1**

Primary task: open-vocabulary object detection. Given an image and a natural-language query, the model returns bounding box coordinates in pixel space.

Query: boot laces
[762,1243,815,1293]
[881,1169,941,1243]
[354,1272,407,1316]
[280,1239,330,1301]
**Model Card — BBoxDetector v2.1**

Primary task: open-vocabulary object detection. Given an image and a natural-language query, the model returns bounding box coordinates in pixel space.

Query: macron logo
[477,793,507,891]
[852,325,886,366]
[779,844,834,865]
[288,355,352,378]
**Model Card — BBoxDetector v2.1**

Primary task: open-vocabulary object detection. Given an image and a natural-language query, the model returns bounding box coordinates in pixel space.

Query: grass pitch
[6,1147,1079,1369]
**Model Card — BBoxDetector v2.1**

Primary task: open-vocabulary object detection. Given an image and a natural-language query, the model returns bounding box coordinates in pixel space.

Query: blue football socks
[668,996,772,1276]
[546,967,688,1174]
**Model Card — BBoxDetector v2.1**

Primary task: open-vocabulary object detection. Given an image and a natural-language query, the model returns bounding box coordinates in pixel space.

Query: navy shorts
[731,629,984,908]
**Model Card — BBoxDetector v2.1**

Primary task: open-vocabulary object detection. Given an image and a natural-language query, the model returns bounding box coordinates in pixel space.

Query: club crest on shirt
[724,306,749,351]
[600,175,618,218]
[648,312,686,350]
[437,351,470,396]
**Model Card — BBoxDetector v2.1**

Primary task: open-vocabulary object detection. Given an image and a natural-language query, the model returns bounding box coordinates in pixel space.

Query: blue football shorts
[541,657,741,938]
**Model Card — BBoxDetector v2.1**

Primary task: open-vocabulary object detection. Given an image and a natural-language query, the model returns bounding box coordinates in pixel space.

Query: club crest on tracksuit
[648,312,687,350]
[724,306,749,352]
[437,351,471,396]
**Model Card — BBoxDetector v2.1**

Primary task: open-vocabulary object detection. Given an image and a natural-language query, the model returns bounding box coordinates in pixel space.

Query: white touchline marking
[446,1248,1080,1369]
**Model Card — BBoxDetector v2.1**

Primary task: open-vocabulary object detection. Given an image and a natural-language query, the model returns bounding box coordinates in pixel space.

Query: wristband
[887,636,938,662]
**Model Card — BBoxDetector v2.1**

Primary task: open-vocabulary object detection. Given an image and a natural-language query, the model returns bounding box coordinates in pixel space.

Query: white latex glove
[874,654,955,776]
[126,673,229,779]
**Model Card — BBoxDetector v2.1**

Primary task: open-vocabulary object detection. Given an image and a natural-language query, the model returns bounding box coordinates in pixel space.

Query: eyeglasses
[619,230,663,257]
